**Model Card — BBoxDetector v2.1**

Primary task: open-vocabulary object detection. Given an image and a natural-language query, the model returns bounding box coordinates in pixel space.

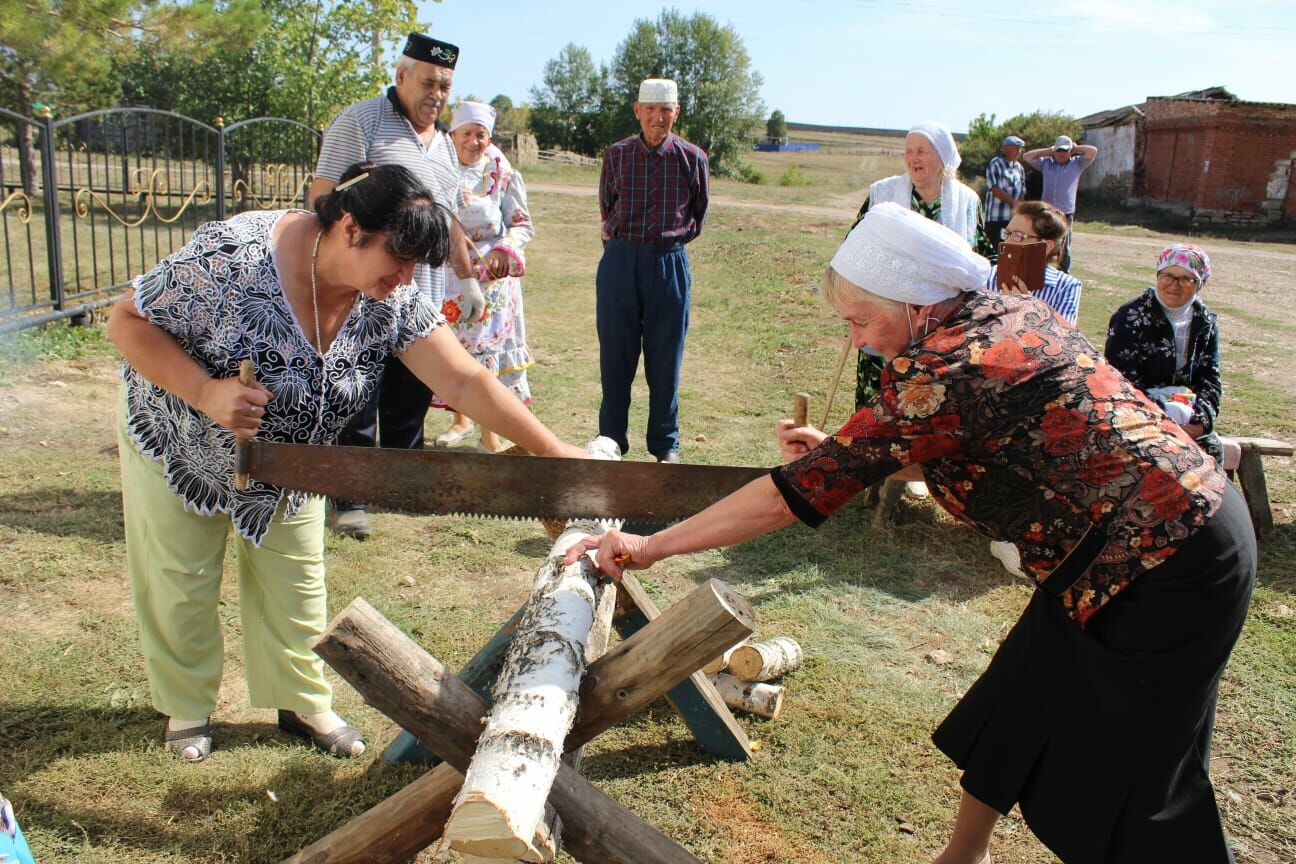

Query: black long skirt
[933,482,1256,863]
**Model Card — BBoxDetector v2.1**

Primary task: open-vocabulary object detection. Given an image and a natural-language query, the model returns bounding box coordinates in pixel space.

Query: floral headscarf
[1157,243,1211,287]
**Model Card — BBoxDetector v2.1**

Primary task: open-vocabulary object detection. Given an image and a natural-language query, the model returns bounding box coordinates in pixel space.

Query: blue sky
[417,0,1296,132]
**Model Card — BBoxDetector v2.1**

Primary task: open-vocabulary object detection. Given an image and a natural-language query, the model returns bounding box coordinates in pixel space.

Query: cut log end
[708,579,758,632]
[727,637,803,683]
[444,798,545,862]
[701,638,748,675]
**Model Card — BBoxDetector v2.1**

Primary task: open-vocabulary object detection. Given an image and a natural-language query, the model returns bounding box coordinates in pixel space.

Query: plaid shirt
[600,133,709,244]
[984,154,1025,222]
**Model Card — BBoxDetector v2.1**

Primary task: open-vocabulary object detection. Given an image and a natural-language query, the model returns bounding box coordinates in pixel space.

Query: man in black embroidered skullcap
[309,33,479,539]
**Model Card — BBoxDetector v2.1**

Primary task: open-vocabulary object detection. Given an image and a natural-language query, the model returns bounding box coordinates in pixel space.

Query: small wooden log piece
[793,392,809,428]
[709,673,785,720]
[702,638,747,675]
[727,636,804,683]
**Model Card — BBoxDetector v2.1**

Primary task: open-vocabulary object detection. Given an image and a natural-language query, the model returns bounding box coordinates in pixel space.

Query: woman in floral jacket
[433,102,536,453]
[566,204,1255,864]
[1104,244,1222,463]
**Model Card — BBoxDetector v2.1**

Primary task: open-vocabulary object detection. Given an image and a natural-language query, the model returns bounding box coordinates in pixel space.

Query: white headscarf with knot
[450,101,497,135]
[908,120,961,171]
[830,202,990,304]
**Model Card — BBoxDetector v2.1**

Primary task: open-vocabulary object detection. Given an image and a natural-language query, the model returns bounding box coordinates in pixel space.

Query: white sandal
[435,423,475,447]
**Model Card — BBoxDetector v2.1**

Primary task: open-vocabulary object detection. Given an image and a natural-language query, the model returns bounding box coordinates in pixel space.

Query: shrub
[778,164,812,187]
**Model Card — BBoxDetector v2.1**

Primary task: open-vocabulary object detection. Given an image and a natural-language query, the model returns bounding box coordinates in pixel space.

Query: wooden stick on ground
[820,334,854,429]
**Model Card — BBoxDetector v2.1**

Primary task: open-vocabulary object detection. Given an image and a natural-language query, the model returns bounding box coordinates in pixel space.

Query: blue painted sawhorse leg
[612,574,752,761]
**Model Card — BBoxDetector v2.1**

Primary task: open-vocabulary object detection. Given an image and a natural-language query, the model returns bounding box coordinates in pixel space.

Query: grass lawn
[1,155,1293,864]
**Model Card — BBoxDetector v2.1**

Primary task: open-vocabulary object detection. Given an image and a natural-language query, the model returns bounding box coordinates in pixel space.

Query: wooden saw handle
[233,359,256,491]
[793,392,810,428]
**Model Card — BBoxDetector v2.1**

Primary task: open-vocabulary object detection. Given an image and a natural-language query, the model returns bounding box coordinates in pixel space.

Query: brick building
[1079,87,1296,226]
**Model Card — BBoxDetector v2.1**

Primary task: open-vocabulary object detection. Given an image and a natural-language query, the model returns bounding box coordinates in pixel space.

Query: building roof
[1080,86,1296,129]
[1078,104,1144,129]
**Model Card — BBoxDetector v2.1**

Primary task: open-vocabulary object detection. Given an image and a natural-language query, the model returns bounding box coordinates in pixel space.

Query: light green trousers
[116,393,332,720]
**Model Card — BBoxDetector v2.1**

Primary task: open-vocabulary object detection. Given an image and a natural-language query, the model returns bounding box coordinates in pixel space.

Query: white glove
[1161,399,1193,425]
[458,277,486,325]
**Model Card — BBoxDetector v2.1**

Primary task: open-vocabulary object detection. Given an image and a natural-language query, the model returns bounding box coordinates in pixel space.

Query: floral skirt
[933,482,1255,863]
[433,272,532,408]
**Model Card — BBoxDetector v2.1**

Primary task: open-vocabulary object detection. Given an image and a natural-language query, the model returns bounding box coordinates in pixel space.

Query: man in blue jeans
[596,78,710,463]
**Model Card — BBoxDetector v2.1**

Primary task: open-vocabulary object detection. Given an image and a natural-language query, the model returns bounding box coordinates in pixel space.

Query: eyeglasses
[1157,271,1200,289]
[1001,229,1041,242]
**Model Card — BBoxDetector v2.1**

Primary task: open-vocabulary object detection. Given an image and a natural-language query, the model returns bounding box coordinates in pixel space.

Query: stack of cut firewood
[703,636,803,720]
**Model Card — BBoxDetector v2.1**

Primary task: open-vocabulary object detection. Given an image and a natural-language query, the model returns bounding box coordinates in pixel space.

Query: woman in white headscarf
[852,121,993,498]
[565,203,1254,864]
[433,101,536,453]
[854,121,993,256]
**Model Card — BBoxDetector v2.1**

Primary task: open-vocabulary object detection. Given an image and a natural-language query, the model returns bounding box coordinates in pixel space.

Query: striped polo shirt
[315,88,460,304]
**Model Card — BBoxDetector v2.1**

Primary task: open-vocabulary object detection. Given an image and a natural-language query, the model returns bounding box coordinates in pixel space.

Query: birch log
[709,673,785,720]
[443,438,622,862]
[702,638,747,675]
[727,637,804,682]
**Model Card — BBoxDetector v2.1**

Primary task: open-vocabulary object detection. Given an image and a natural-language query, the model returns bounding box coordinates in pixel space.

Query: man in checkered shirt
[596,77,710,464]
[983,135,1026,263]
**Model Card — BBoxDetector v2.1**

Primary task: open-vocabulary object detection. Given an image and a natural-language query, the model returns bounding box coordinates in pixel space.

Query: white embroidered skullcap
[908,120,961,171]
[638,78,679,104]
[450,101,496,135]
[830,202,991,304]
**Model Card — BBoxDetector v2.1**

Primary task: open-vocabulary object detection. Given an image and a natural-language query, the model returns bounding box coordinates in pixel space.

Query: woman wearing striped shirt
[985,200,1082,325]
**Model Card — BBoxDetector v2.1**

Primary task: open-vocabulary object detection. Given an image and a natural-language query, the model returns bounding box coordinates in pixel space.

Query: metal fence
[0,106,320,334]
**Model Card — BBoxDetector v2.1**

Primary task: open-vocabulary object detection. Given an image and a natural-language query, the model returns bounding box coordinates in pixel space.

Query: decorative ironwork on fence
[0,107,320,334]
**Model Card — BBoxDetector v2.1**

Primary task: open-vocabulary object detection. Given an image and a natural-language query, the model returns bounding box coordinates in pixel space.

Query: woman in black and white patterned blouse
[107,162,586,763]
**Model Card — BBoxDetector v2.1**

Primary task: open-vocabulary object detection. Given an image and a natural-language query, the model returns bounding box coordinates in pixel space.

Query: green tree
[766,109,787,143]
[489,94,528,133]
[605,9,764,177]
[527,43,606,153]
[116,0,425,128]
[0,0,263,192]
[960,110,1083,184]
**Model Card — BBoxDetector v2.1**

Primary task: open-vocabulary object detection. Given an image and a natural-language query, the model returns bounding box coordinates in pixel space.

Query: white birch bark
[709,673,786,720]
[727,637,804,682]
[443,437,621,862]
